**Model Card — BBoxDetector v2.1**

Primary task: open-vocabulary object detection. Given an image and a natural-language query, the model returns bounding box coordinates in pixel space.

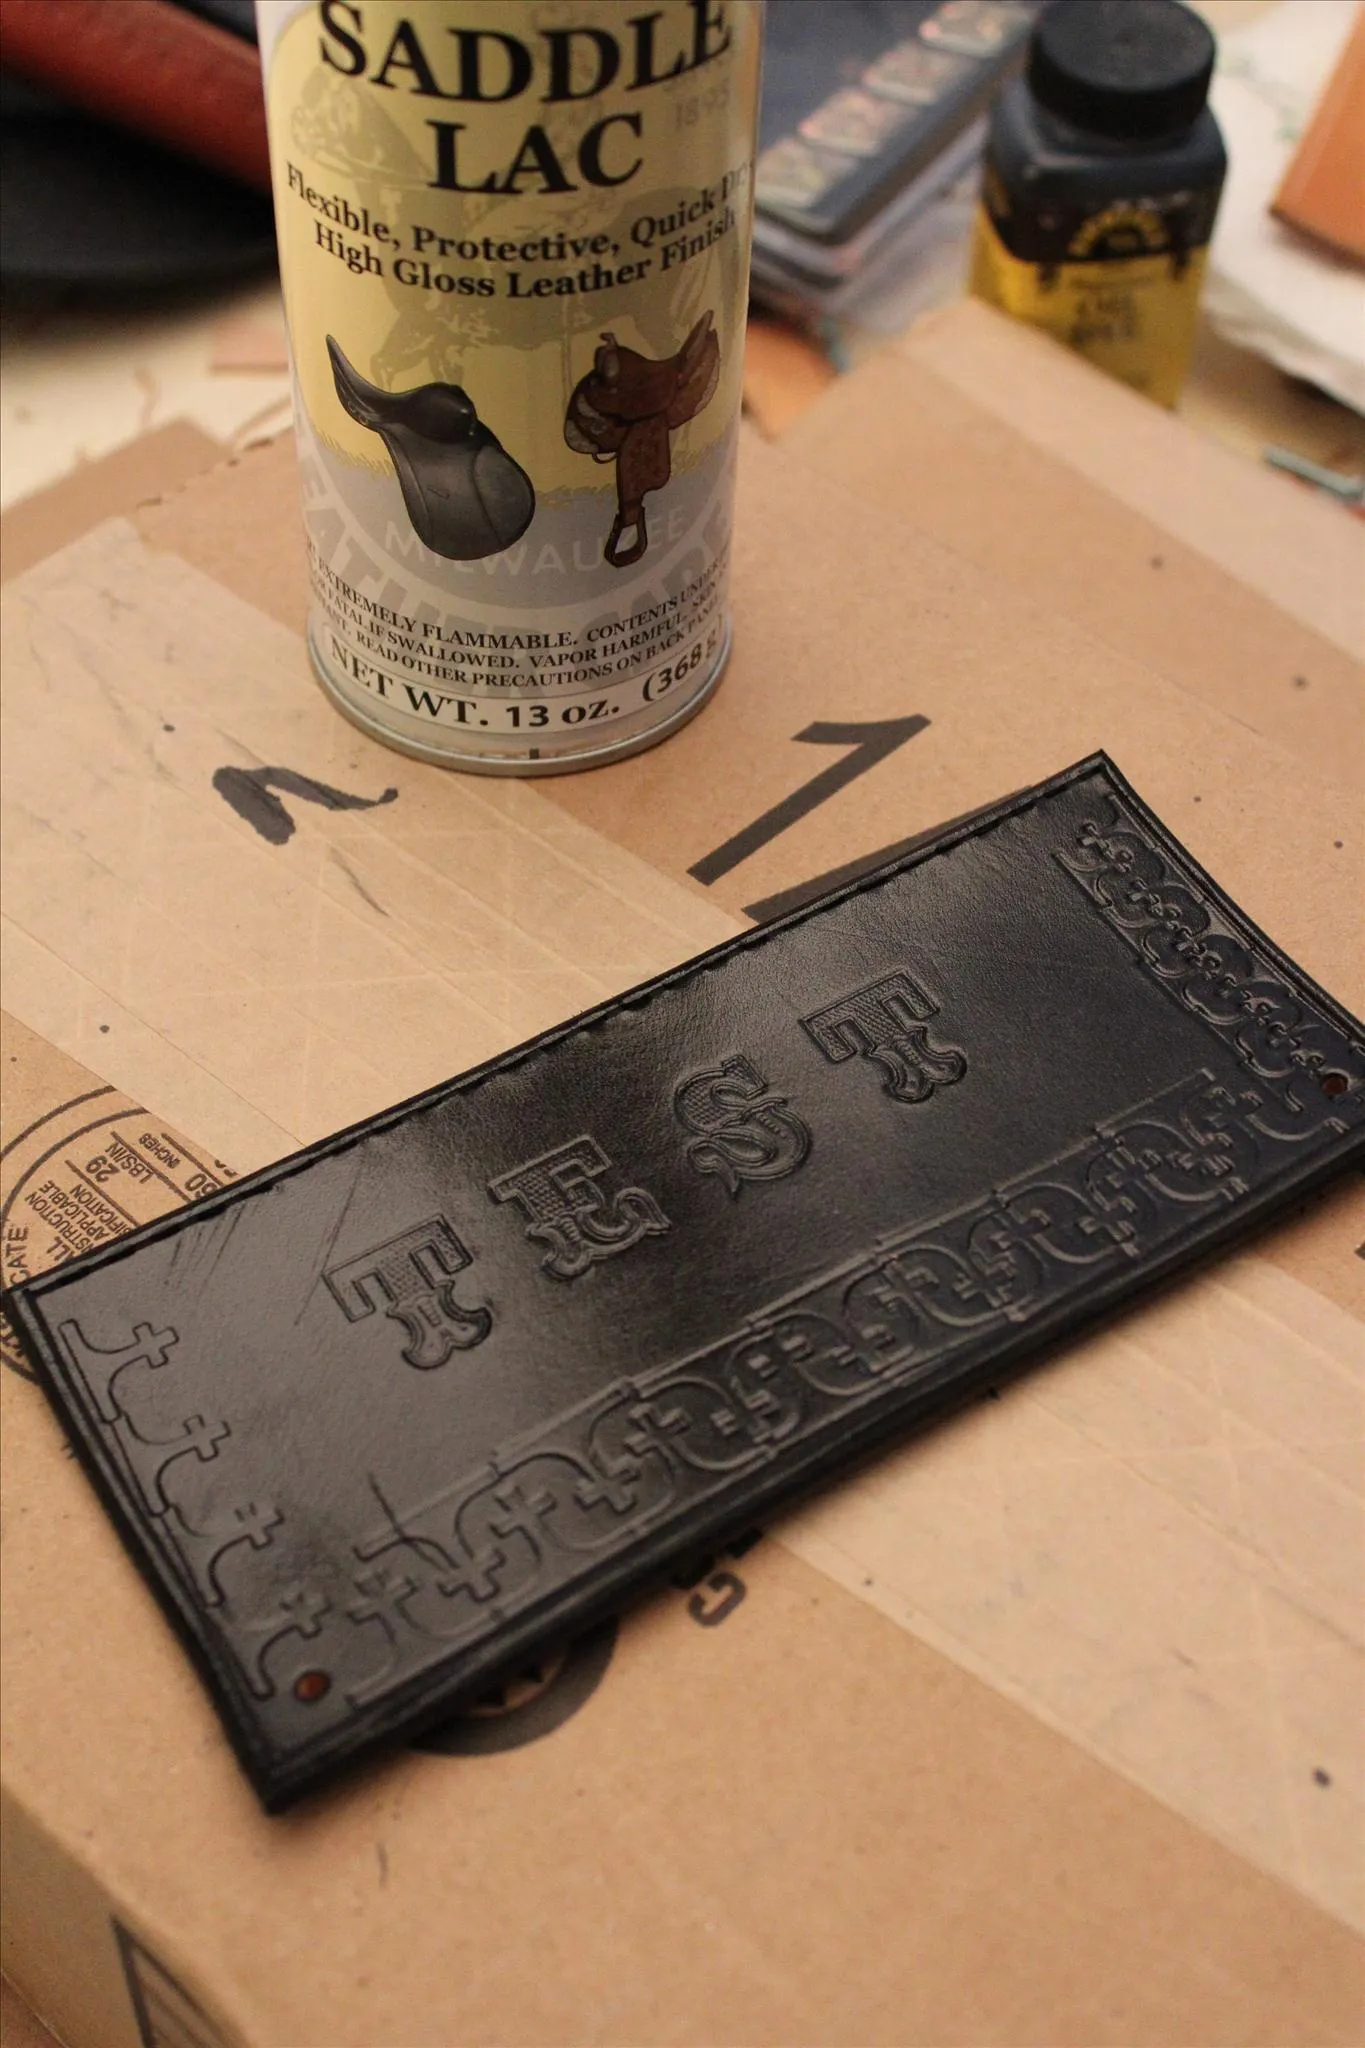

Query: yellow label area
[262,2,762,757]
[267,1,760,495]
[969,205,1207,409]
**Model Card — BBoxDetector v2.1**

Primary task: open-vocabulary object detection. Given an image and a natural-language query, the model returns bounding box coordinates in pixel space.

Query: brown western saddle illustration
[564,312,721,568]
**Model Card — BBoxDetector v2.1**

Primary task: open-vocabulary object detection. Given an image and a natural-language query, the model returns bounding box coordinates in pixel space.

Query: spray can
[258,0,761,773]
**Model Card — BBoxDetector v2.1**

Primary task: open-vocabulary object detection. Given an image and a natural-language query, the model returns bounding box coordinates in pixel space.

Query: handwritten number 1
[687,716,929,887]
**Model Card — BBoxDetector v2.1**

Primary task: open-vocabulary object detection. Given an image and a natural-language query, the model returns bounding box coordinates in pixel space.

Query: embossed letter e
[489,1135,669,1280]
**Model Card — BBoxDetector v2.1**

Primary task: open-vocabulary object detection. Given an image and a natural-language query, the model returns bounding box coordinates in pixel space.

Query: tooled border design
[1057,790,1365,1118]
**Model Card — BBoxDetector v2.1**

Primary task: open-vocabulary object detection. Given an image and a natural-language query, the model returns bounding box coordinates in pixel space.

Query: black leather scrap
[7,754,1363,1809]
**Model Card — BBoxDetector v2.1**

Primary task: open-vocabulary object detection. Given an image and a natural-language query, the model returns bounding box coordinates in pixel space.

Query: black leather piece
[7,755,1362,1809]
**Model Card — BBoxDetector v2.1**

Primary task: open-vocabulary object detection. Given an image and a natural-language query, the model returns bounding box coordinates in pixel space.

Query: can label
[969,169,1219,407]
[260,0,761,770]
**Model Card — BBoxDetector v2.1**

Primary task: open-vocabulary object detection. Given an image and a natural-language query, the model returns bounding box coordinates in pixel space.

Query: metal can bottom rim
[305,620,732,778]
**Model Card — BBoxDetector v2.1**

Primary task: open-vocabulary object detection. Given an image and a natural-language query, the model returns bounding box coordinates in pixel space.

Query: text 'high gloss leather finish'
[7,755,1362,1807]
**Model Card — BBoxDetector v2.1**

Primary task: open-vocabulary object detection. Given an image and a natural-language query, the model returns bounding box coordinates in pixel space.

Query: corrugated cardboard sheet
[2,303,1362,2048]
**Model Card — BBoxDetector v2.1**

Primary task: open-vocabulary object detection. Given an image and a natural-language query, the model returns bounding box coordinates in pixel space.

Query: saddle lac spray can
[258,0,762,773]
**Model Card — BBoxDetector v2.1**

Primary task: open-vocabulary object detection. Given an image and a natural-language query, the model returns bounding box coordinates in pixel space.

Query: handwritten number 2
[687,717,929,887]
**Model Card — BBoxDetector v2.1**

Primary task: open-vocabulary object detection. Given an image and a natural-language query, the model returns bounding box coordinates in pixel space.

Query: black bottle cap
[1028,0,1217,140]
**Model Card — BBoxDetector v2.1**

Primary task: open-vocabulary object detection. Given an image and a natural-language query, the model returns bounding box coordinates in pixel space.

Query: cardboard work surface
[895,300,1365,665]
[780,334,1365,795]
[2,309,1363,2046]
[0,1977,56,2048]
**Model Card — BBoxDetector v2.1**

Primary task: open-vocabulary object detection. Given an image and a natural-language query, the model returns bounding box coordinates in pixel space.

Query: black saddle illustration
[327,337,535,561]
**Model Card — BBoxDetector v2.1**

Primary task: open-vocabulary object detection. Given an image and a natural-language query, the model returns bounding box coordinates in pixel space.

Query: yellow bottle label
[970,202,1207,409]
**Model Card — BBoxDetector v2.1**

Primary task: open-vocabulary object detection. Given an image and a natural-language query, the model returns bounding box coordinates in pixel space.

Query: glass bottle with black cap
[970,0,1227,405]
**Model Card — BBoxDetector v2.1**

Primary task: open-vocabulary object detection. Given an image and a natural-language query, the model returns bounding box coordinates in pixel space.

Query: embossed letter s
[674,1053,811,1195]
